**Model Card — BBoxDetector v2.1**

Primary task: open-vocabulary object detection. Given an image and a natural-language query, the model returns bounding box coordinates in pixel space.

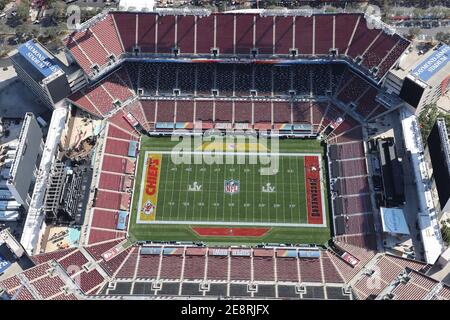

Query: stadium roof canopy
[380,207,409,235]
[20,107,68,255]
[400,109,444,263]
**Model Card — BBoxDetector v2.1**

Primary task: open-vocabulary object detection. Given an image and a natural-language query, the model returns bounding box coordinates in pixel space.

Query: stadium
[1,8,450,300]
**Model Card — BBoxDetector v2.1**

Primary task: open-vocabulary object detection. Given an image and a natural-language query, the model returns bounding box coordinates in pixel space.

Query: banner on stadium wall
[137,153,162,223]
[298,250,320,259]
[198,122,214,129]
[293,123,312,131]
[124,113,139,127]
[18,40,61,78]
[276,249,297,258]
[215,123,233,130]
[117,211,128,230]
[128,141,138,158]
[231,249,251,257]
[234,123,250,130]
[185,248,207,256]
[274,124,292,131]
[156,122,174,129]
[102,246,121,262]
[210,248,228,256]
[163,248,184,255]
[341,252,360,266]
[140,247,162,255]
[253,249,274,257]
[175,122,193,129]
[254,123,272,130]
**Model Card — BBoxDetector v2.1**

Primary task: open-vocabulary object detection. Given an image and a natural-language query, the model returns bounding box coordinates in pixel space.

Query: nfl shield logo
[224,179,240,194]
[143,200,155,215]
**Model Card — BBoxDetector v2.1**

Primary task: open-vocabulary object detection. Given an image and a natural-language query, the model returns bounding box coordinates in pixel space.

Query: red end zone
[192,227,271,237]
[304,156,323,224]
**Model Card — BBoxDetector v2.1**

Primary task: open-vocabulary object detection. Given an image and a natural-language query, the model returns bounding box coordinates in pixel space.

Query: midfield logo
[188,181,202,192]
[262,182,276,193]
[224,179,240,194]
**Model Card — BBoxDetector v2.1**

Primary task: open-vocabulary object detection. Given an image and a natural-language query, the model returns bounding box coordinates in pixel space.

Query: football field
[128,136,331,244]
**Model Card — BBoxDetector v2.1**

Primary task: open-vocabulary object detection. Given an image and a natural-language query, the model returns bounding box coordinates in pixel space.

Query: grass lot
[128,136,331,245]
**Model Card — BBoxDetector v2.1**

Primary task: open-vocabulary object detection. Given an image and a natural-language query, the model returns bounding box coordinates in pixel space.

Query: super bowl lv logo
[224,179,240,194]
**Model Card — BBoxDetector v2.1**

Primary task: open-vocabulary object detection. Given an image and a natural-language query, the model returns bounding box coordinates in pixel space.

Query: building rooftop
[389,43,450,88]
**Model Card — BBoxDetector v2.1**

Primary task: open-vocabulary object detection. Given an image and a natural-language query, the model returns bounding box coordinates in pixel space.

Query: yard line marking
[235,163,239,223]
[206,163,213,223]
[197,161,205,220]
[252,163,256,224]
[275,157,278,224]
[192,159,198,220]
[260,166,266,223]
[214,165,220,222]
[222,161,226,222]
[183,164,192,222]
[244,164,248,222]
[160,154,170,221]
[175,161,185,222]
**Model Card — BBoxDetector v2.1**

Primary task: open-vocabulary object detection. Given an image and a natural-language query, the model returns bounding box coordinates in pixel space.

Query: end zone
[305,156,325,225]
[136,152,162,223]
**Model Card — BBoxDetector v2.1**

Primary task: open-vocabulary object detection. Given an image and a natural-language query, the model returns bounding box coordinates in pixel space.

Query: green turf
[128,224,331,246]
[151,153,308,224]
[128,136,331,244]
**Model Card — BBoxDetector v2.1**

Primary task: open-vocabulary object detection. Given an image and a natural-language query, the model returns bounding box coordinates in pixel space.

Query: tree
[15,23,30,38]
[435,32,450,45]
[412,8,425,19]
[51,0,66,21]
[45,0,58,6]
[0,49,8,58]
[324,6,337,13]
[17,0,30,22]
[43,26,58,40]
[407,27,421,40]
[0,22,11,35]
[382,0,393,18]
[39,28,63,49]
[215,1,226,12]
[418,104,439,143]
[263,0,278,9]
[441,223,450,246]
[0,0,8,11]
[428,7,443,19]
[80,8,101,23]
